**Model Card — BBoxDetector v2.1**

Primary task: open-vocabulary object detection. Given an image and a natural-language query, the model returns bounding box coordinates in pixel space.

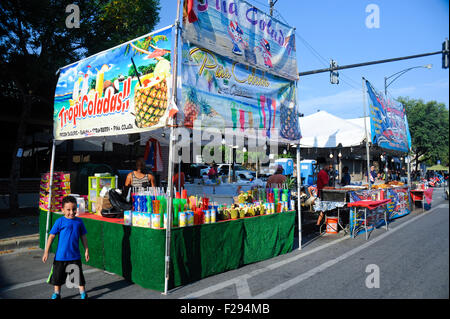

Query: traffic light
[330,59,339,84]
[443,38,449,69]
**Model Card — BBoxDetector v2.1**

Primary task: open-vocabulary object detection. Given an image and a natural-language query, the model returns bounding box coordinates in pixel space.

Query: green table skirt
[39,210,295,291]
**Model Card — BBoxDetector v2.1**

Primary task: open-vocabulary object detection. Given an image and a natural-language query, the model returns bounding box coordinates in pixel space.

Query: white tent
[299,111,369,148]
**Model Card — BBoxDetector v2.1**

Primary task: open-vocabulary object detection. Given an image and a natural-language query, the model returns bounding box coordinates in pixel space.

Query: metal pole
[384,77,387,96]
[299,50,442,77]
[296,143,302,250]
[407,154,412,211]
[362,78,371,190]
[178,155,181,191]
[164,0,181,295]
[45,139,56,248]
[228,147,232,183]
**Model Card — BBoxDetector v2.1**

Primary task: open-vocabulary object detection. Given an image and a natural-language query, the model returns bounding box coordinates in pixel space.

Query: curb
[0,234,40,252]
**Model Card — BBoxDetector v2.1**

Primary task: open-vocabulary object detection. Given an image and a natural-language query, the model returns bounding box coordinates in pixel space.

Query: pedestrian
[42,196,89,299]
[173,163,185,191]
[340,166,351,186]
[315,163,331,227]
[368,165,377,184]
[207,163,218,182]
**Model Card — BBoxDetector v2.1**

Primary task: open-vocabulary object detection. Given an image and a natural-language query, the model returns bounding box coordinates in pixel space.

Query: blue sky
[155,0,449,119]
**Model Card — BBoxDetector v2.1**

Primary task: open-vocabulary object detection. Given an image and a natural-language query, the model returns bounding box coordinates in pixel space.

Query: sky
[154,0,449,119]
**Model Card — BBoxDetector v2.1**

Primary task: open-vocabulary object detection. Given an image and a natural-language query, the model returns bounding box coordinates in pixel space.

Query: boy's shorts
[47,259,86,286]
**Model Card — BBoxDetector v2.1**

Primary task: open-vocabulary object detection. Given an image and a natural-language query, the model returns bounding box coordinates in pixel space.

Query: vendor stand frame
[42,0,304,295]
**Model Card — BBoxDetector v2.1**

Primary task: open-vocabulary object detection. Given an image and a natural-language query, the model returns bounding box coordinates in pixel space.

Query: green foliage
[398,97,449,167]
[284,176,296,190]
[0,0,161,99]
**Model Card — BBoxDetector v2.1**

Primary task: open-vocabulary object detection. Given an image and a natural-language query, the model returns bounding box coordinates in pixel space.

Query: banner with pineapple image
[182,0,298,81]
[180,42,301,142]
[53,25,175,140]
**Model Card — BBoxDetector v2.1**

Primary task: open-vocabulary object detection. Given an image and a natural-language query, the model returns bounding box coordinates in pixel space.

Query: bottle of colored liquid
[173,198,179,227]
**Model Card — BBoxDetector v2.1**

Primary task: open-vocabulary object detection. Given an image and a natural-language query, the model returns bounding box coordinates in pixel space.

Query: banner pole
[163,0,181,296]
[296,142,302,250]
[407,154,412,211]
[362,78,371,190]
[45,139,56,248]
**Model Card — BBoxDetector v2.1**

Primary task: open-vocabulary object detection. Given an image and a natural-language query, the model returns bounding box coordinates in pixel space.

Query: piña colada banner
[180,42,301,142]
[182,0,298,81]
[53,26,175,140]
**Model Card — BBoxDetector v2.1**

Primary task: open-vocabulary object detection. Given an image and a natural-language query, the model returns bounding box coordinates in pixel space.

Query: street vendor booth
[40,0,303,294]
[296,78,414,239]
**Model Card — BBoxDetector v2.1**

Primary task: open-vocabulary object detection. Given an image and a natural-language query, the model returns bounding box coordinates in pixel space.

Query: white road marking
[252,205,438,298]
[183,203,441,299]
[0,268,100,294]
[235,279,252,299]
[181,235,349,299]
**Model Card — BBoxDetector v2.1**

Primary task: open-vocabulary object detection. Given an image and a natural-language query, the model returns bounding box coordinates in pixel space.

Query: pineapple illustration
[134,77,168,128]
[183,87,200,128]
[279,101,301,140]
[199,99,219,118]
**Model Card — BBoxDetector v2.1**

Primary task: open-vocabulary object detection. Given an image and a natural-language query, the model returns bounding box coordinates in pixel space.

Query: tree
[0,0,161,214]
[398,97,449,170]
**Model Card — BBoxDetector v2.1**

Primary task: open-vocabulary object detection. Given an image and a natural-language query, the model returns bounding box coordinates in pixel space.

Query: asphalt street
[0,188,448,300]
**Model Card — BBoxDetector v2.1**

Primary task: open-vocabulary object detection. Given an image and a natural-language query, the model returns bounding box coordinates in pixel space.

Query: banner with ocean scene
[365,80,411,153]
[182,0,298,81]
[53,25,174,140]
[180,42,301,142]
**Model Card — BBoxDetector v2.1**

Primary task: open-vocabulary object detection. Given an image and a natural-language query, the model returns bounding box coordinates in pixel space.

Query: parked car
[217,164,256,180]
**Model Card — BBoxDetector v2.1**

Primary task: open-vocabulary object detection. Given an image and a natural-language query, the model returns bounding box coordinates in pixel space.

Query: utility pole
[269,0,278,16]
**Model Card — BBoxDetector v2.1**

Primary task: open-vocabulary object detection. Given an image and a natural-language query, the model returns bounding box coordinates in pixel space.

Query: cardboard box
[95,196,112,216]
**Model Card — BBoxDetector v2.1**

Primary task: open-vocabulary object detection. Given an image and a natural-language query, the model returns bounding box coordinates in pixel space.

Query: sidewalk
[0,207,40,251]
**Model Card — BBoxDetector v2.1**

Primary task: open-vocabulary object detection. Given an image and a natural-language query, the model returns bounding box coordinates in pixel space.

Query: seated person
[305,184,318,209]
[266,165,286,188]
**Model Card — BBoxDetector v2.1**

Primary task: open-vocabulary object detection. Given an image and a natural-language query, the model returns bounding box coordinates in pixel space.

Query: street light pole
[384,64,432,96]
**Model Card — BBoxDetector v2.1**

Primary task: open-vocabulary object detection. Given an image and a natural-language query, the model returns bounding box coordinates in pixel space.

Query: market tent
[298,111,369,148]
[346,116,371,136]
[427,164,449,172]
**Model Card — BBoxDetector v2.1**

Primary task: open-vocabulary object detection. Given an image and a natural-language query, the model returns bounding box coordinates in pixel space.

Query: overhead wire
[273,8,362,90]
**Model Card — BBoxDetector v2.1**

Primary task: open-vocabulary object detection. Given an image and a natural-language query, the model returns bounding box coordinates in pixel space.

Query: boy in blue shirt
[42,196,89,299]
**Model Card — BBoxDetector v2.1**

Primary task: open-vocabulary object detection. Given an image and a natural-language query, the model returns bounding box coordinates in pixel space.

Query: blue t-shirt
[50,216,87,261]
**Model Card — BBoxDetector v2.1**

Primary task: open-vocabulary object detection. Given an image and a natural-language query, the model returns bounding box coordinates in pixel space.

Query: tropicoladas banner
[180,42,301,142]
[182,0,298,81]
[53,26,175,140]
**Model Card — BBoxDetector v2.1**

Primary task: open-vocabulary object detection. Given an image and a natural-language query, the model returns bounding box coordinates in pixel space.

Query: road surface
[0,188,448,300]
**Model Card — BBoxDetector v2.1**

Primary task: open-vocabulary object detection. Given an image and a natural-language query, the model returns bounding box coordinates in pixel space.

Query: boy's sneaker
[80,292,88,299]
[51,293,61,299]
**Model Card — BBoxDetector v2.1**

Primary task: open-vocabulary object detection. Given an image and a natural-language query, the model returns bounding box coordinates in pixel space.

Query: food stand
[40,0,303,294]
